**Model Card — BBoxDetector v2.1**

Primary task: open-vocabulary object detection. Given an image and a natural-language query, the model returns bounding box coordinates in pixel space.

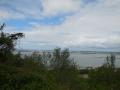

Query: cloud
[0,7,26,20]
[1,0,120,51]
[42,0,81,15]
[21,12,120,50]
[0,0,43,20]
[0,0,80,20]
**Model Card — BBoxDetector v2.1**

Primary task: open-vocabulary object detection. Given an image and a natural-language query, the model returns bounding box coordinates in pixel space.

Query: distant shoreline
[16,49,120,55]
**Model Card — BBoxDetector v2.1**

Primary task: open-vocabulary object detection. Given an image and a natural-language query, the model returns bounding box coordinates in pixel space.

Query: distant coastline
[17,49,120,54]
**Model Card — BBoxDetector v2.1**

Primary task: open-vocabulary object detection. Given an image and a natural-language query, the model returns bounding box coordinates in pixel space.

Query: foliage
[0,23,120,90]
[0,23,24,62]
[88,54,120,90]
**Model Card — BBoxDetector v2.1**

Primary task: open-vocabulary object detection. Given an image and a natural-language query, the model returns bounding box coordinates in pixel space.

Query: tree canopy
[0,23,24,62]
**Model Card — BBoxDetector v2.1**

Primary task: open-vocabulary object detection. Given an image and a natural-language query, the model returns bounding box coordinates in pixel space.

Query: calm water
[70,52,120,68]
[20,51,120,68]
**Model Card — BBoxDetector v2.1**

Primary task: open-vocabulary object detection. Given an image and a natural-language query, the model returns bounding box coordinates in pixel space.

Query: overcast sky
[0,0,120,51]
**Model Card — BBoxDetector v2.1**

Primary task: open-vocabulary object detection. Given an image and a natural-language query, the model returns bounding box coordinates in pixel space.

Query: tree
[88,54,118,90]
[105,54,116,69]
[0,23,24,62]
[50,48,76,70]
[49,48,80,90]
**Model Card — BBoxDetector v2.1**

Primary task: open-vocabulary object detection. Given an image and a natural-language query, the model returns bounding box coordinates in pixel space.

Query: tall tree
[0,23,24,61]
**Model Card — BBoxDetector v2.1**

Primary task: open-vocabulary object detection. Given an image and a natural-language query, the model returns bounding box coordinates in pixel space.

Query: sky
[0,0,120,51]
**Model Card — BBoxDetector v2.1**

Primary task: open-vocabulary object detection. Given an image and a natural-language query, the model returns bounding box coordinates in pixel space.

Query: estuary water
[20,51,120,68]
[70,52,120,68]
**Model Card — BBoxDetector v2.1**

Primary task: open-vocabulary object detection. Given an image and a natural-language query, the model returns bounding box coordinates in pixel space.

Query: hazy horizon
[17,48,120,53]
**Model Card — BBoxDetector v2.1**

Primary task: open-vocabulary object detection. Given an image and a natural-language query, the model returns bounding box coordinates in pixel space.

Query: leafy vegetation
[0,23,120,90]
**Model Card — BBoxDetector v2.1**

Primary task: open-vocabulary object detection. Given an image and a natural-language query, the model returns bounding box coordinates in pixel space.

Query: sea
[18,50,120,68]
[70,52,120,68]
